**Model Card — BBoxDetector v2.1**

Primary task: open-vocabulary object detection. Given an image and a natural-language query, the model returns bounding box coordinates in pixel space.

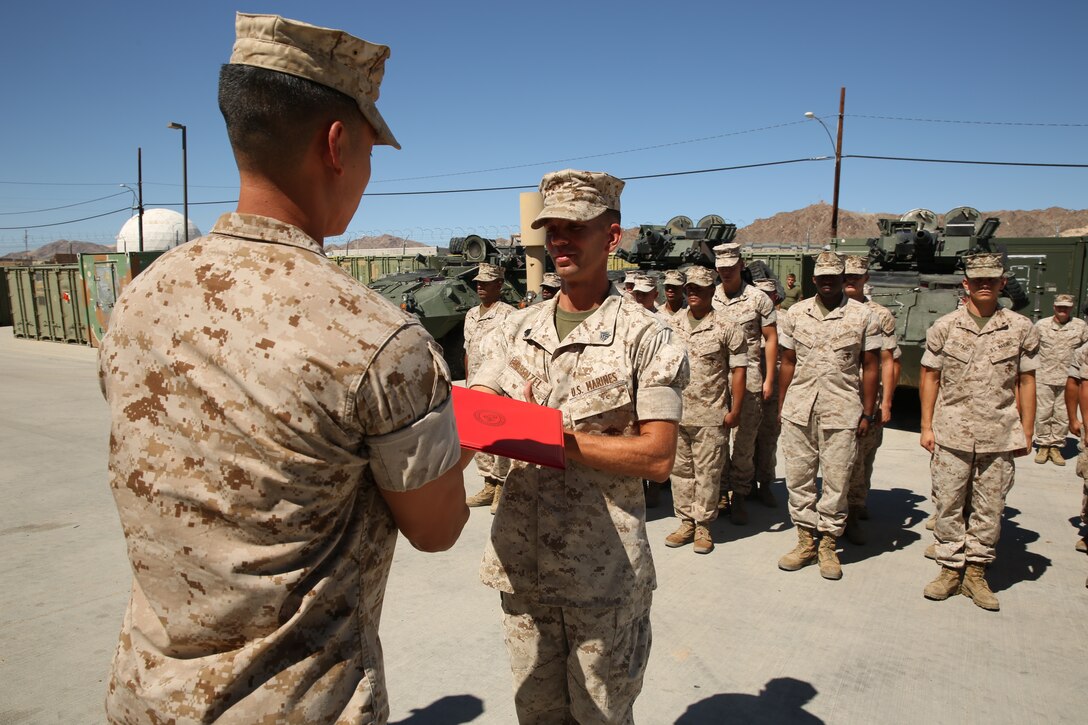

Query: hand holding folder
[451,386,566,469]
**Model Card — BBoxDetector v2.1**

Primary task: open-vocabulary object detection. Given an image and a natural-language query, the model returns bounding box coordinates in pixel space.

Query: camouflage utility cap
[684,266,717,287]
[632,274,656,293]
[531,169,623,229]
[664,270,686,286]
[624,271,639,285]
[755,278,778,293]
[541,272,562,289]
[475,262,502,283]
[963,253,1005,279]
[713,242,742,268]
[230,13,400,149]
[844,255,870,275]
[1054,293,1075,307]
[813,251,845,276]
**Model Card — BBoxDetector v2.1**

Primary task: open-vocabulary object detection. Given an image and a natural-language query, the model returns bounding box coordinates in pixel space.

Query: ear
[606,222,623,253]
[325,120,347,176]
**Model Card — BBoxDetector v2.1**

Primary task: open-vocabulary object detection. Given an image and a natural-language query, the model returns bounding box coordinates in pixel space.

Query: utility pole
[831,86,845,240]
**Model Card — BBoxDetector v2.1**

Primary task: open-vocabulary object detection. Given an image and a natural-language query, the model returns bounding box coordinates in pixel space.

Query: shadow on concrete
[707,478,794,545]
[674,677,823,724]
[989,506,1050,593]
[645,480,674,523]
[838,487,927,564]
[1057,437,1081,460]
[390,695,484,724]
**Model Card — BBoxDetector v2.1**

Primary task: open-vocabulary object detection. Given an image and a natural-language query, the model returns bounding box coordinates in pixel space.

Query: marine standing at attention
[471,169,687,724]
[751,277,783,508]
[1032,294,1088,465]
[464,262,514,512]
[712,242,778,525]
[920,253,1038,611]
[662,269,687,314]
[842,255,901,544]
[776,252,880,580]
[97,13,471,724]
[664,265,747,555]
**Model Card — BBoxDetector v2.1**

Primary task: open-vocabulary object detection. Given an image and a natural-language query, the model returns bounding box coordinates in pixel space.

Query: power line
[369,120,811,183]
[0,207,130,230]
[0,190,129,216]
[849,114,1088,128]
[845,154,1088,169]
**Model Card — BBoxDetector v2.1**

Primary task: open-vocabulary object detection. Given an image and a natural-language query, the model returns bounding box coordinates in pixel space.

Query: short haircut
[602,209,622,227]
[218,64,362,179]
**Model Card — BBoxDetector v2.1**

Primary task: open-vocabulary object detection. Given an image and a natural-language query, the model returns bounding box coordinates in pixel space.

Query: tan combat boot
[730,492,749,525]
[1049,447,1066,466]
[844,508,867,546]
[817,535,842,580]
[693,524,714,554]
[466,479,497,507]
[490,482,503,514]
[778,526,817,571]
[665,520,696,548]
[925,513,936,531]
[924,542,937,560]
[1034,446,1049,464]
[923,566,962,601]
[961,563,1000,611]
[1076,537,1087,554]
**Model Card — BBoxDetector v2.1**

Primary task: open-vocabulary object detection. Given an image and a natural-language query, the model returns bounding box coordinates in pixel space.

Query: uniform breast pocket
[567,383,635,435]
[690,338,722,359]
[792,327,815,352]
[990,339,1019,376]
[498,365,552,404]
[832,329,862,363]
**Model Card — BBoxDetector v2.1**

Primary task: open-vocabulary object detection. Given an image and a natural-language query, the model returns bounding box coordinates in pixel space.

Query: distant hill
[735,203,1088,245]
[1,239,113,261]
[326,234,427,253]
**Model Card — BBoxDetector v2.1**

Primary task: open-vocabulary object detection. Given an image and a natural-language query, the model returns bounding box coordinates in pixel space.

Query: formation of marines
[95,11,1084,724]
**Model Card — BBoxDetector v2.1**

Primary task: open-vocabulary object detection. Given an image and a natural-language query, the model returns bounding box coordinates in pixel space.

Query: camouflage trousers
[754,390,780,485]
[931,444,1015,569]
[723,390,763,496]
[499,591,652,725]
[1034,382,1070,448]
[781,415,858,537]
[1077,449,1088,523]
[476,451,511,483]
[672,425,727,524]
[847,425,884,508]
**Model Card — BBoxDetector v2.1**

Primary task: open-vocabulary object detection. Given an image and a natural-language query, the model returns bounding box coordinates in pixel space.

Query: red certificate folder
[452,386,566,470]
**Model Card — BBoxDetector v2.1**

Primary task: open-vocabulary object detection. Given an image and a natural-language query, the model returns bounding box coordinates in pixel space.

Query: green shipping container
[80,251,165,347]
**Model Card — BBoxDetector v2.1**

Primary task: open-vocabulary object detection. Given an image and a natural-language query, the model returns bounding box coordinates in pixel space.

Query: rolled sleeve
[369,398,461,492]
[863,311,882,352]
[778,311,795,350]
[921,321,947,369]
[1019,324,1040,373]
[634,325,687,422]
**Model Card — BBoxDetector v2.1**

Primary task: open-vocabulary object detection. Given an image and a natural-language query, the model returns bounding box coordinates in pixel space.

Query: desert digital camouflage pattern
[98,213,460,724]
[499,591,651,723]
[531,169,624,229]
[921,307,1039,453]
[930,445,1015,568]
[464,300,514,481]
[847,298,901,507]
[779,296,881,537]
[712,281,776,497]
[1033,314,1088,446]
[667,308,747,524]
[472,290,686,607]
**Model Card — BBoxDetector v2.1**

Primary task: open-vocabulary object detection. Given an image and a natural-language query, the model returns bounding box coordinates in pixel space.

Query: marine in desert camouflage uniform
[920,253,1038,611]
[1033,294,1088,465]
[539,271,562,301]
[98,13,470,724]
[1061,341,1088,584]
[776,252,880,581]
[664,265,747,555]
[464,262,514,511]
[662,269,687,315]
[471,169,687,724]
[751,278,782,508]
[842,255,902,544]
[712,243,778,525]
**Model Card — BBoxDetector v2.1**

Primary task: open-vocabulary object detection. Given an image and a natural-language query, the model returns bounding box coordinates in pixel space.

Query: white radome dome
[116,209,201,252]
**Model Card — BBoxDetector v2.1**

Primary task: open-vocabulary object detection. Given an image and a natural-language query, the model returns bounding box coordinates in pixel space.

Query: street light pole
[167,122,188,243]
[120,183,144,252]
[804,86,846,239]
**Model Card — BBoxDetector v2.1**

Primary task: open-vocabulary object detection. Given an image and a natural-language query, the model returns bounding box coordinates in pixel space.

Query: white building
[116,209,201,253]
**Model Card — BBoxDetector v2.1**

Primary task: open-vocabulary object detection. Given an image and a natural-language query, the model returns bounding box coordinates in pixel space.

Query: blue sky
[1,0,1085,254]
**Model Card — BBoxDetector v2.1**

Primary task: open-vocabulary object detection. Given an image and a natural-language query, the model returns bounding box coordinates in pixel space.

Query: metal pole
[168,122,188,243]
[831,87,845,239]
[137,147,145,251]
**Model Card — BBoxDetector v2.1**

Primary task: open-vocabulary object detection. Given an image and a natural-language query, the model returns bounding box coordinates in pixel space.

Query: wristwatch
[861,413,877,424]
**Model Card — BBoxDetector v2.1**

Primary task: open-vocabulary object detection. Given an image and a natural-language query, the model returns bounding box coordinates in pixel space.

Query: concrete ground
[1,325,1086,724]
